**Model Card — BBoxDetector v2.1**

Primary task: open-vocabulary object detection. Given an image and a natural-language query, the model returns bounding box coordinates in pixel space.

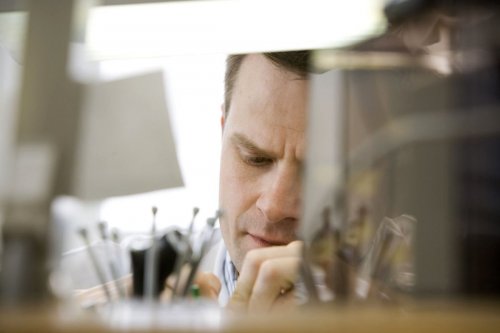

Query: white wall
[96,54,226,235]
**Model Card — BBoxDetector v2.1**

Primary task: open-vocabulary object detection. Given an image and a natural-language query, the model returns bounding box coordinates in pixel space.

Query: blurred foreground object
[300,0,500,304]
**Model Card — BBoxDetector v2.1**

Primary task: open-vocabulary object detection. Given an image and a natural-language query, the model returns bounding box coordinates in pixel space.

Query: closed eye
[231,133,276,168]
[242,155,274,167]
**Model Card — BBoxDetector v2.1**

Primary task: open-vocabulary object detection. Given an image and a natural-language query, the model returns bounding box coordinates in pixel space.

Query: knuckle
[259,260,280,281]
[244,250,262,272]
[287,240,303,252]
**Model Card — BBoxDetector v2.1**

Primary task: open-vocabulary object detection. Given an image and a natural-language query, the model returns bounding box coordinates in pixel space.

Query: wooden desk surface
[1,299,499,333]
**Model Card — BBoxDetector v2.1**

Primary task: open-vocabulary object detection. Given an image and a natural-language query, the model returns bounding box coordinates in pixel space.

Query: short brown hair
[224,51,310,116]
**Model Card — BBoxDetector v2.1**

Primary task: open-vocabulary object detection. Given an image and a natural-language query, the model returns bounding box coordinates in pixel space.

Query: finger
[195,272,221,300]
[248,257,300,313]
[272,288,298,312]
[237,241,302,296]
[229,241,302,311]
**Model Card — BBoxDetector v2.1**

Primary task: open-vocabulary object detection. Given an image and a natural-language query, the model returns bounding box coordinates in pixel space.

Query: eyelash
[242,155,273,167]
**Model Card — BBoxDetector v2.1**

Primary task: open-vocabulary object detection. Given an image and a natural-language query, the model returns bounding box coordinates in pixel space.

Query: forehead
[226,54,309,158]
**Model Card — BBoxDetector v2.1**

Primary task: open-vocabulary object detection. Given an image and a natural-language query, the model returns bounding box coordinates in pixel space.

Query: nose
[256,163,301,223]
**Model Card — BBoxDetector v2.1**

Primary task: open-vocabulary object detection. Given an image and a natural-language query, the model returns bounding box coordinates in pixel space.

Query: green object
[191,284,200,298]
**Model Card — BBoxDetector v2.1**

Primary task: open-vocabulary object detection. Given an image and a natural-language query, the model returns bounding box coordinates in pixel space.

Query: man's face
[219,54,308,272]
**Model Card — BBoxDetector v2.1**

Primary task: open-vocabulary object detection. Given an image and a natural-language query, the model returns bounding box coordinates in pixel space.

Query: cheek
[219,147,258,223]
[219,148,244,253]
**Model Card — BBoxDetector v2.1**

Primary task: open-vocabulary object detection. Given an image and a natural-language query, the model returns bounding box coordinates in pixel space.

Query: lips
[247,233,289,247]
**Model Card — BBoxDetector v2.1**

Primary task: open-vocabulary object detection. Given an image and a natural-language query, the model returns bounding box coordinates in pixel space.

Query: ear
[220,103,226,131]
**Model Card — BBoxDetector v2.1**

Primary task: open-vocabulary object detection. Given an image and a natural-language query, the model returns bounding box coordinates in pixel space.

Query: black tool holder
[130,230,180,298]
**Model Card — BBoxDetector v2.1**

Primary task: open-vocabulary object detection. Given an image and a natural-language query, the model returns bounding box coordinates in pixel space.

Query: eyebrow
[231,133,276,159]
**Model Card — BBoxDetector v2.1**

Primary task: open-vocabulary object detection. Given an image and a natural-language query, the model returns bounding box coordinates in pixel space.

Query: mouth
[247,233,289,247]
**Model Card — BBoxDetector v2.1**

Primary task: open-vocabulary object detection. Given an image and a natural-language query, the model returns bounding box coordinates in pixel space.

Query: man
[74,51,311,312]
[201,51,310,313]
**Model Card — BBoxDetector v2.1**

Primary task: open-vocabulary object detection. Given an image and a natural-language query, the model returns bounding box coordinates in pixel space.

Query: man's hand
[228,241,302,313]
[194,272,222,299]
[160,269,221,301]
